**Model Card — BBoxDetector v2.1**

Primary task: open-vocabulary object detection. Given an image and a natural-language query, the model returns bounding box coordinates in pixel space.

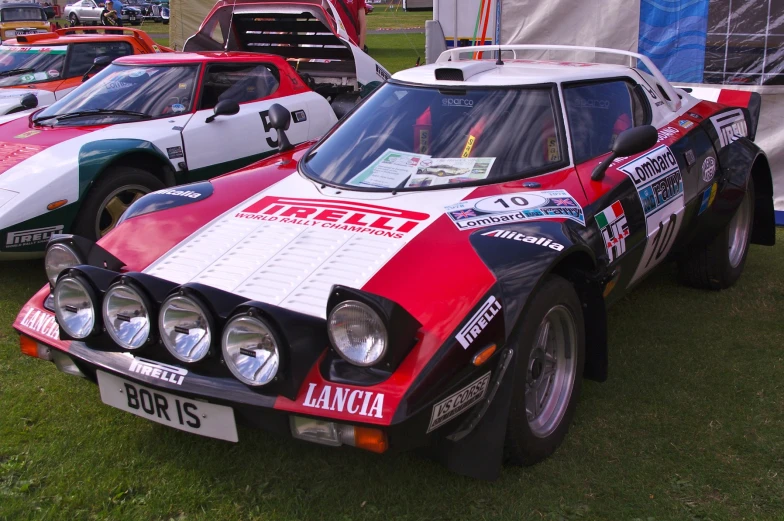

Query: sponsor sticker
[480,229,564,251]
[547,136,560,162]
[171,103,185,113]
[575,98,609,109]
[375,64,390,81]
[445,190,585,230]
[711,109,747,148]
[153,188,201,199]
[128,69,146,78]
[595,201,629,263]
[234,196,430,240]
[6,225,63,248]
[698,183,718,215]
[19,306,58,340]
[456,295,502,349]
[47,69,59,77]
[684,149,696,167]
[702,156,717,183]
[688,112,703,119]
[166,146,184,159]
[129,357,187,385]
[618,145,683,219]
[442,98,473,107]
[301,383,384,418]
[678,119,694,129]
[14,130,40,139]
[427,373,490,433]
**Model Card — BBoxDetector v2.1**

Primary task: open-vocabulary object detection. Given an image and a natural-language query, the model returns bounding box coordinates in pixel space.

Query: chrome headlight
[103,282,151,349]
[159,294,212,362]
[45,243,82,287]
[222,314,280,386]
[53,275,97,339]
[327,300,387,367]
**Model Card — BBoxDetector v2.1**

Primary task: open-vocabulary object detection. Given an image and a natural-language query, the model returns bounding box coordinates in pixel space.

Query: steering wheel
[356,134,410,155]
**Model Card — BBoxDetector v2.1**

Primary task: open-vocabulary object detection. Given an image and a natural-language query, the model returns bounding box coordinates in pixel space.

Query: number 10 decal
[630,212,683,285]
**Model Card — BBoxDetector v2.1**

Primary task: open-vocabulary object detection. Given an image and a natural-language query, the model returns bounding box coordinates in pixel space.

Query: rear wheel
[69,13,79,26]
[72,166,164,241]
[677,178,754,290]
[505,275,585,466]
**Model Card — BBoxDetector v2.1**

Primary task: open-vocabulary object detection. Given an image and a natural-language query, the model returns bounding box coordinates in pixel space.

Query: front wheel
[72,166,164,241]
[505,274,585,466]
[68,13,79,26]
[677,178,754,290]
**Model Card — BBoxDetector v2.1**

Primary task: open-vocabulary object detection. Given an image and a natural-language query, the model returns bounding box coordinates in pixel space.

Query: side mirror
[591,125,658,181]
[20,93,38,110]
[268,103,292,152]
[81,55,112,82]
[205,99,239,123]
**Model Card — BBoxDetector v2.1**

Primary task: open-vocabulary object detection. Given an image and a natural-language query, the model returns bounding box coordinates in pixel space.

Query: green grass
[1,230,782,520]
[366,7,432,31]
[367,33,425,72]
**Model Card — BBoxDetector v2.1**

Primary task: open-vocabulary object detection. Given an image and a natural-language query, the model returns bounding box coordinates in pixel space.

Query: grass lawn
[0,228,782,520]
[366,7,432,31]
[367,33,425,72]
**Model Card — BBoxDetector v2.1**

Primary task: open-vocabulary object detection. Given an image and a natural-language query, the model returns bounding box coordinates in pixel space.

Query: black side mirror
[268,103,292,152]
[82,55,112,82]
[205,99,239,123]
[20,93,38,110]
[591,125,658,181]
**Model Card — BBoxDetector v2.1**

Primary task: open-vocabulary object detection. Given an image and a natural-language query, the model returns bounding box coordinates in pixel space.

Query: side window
[65,42,134,78]
[198,63,280,110]
[80,1,91,6]
[563,80,649,164]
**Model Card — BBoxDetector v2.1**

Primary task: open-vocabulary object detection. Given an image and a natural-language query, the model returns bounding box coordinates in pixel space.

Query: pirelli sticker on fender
[456,295,502,349]
[711,109,747,149]
[428,373,490,433]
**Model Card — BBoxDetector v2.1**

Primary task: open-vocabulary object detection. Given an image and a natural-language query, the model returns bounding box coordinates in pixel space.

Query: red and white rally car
[14,45,775,479]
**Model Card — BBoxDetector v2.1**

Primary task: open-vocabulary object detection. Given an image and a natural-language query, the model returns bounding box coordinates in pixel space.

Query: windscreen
[302,82,564,191]
[1,7,46,22]
[34,63,199,126]
[0,45,65,86]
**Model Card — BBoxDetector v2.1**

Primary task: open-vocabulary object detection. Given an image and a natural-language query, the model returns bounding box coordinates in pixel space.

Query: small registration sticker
[427,373,490,433]
[97,371,238,442]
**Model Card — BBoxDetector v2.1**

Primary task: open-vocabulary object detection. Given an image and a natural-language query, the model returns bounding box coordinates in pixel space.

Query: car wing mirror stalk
[205,99,239,123]
[82,55,112,82]
[591,124,658,181]
[268,103,293,152]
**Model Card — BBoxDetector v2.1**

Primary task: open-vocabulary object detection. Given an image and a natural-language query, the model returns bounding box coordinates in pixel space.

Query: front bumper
[14,287,505,454]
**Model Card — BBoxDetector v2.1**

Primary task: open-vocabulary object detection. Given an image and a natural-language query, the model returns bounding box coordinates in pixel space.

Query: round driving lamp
[222,314,280,386]
[103,282,152,350]
[158,294,213,363]
[45,243,82,287]
[327,300,387,367]
[53,275,97,339]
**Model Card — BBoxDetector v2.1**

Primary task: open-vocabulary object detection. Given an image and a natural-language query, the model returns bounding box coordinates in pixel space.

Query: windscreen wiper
[34,109,151,124]
[0,67,35,77]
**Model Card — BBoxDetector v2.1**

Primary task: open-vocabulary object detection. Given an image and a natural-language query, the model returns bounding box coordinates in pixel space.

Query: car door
[81,0,101,22]
[563,78,679,301]
[180,61,312,180]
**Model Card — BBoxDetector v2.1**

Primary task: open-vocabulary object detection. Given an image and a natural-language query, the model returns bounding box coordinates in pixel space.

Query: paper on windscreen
[404,157,496,188]
[347,149,430,188]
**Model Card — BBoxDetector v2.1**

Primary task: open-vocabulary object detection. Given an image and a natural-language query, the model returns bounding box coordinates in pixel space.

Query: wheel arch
[749,152,775,246]
[77,139,175,199]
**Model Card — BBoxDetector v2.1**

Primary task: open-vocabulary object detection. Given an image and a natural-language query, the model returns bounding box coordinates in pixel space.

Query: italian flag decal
[595,201,629,263]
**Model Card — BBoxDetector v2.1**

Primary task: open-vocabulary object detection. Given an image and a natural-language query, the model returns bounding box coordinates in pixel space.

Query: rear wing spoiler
[680,86,762,141]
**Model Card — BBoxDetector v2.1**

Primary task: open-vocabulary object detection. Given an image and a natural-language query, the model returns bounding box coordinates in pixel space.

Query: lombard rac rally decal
[618,145,685,285]
[595,201,629,263]
[711,109,748,149]
[301,383,385,418]
[456,295,502,349]
[428,372,490,433]
[445,190,585,230]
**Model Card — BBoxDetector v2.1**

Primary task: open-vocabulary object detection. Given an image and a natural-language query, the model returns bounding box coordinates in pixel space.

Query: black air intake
[435,68,464,81]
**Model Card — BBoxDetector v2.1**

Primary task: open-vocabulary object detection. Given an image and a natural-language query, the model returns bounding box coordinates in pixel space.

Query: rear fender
[684,87,762,140]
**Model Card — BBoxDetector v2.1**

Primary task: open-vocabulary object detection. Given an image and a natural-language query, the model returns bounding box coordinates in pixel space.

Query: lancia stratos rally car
[0,45,387,260]
[14,45,775,479]
[0,27,169,115]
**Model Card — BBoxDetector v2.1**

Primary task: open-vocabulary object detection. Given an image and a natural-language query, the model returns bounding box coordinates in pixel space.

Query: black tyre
[677,178,754,290]
[72,166,164,241]
[68,13,78,26]
[505,274,585,466]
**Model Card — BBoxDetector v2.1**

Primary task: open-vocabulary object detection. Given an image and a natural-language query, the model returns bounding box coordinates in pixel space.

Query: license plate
[16,29,35,35]
[129,16,136,20]
[97,371,238,442]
